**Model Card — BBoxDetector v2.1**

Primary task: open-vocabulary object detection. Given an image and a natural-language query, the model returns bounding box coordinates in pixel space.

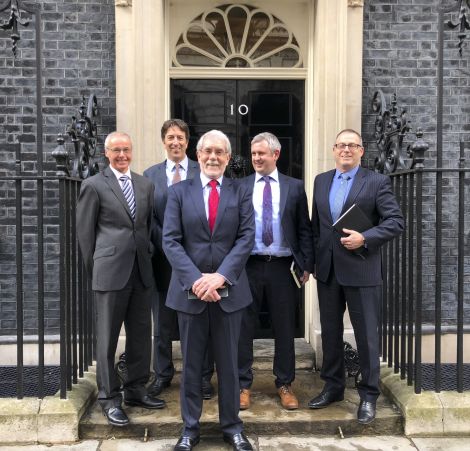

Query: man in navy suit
[309,129,404,424]
[143,119,213,399]
[163,130,255,451]
[77,132,165,427]
[237,132,313,411]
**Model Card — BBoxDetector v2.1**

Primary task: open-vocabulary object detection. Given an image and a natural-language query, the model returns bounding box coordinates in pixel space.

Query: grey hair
[251,132,281,154]
[105,131,132,149]
[196,130,232,155]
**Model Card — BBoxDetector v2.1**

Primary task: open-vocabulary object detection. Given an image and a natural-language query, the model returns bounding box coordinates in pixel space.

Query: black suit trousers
[152,290,214,382]
[317,267,381,402]
[94,260,152,409]
[177,304,243,438]
[238,256,298,389]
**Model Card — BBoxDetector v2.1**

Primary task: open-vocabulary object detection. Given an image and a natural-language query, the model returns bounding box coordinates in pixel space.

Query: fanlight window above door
[173,4,302,68]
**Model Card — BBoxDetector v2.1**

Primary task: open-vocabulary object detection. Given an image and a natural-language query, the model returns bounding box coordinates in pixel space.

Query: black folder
[332,203,373,234]
[333,204,373,260]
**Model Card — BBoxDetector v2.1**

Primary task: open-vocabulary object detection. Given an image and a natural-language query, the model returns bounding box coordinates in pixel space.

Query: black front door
[171,79,305,337]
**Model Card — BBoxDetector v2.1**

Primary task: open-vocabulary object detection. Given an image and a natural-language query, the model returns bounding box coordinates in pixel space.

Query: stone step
[80,370,403,440]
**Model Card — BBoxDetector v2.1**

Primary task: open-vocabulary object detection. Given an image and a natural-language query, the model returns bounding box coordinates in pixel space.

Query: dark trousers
[152,289,214,382]
[238,256,297,389]
[178,304,243,438]
[94,260,152,409]
[317,268,381,402]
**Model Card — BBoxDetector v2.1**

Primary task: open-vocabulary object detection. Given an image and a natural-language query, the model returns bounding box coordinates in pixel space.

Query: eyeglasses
[334,143,362,151]
[199,148,227,157]
[107,147,131,154]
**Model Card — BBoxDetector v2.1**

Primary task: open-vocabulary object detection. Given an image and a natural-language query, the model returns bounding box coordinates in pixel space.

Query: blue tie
[331,174,350,222]
[119,175,136,220]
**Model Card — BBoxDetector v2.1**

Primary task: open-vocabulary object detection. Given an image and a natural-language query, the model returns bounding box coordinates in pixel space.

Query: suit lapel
[212,177,232,234]
[187,159,199,179]
[188,177,211,235]
[319,170,335,223]
[131,172,146,223]
[278,172,289,217]
[103,166,133,220]
[343,166,367,213]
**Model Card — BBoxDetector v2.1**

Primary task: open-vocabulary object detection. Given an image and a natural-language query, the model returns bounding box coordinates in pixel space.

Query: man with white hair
[163,130,255,451]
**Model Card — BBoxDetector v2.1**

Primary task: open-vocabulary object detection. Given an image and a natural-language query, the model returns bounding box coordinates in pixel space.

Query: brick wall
[362,0,470,325]
[0,0,116,335]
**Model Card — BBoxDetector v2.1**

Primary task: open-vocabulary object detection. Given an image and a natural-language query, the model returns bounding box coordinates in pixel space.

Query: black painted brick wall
[0,1,116,335]
[362,0,470,326]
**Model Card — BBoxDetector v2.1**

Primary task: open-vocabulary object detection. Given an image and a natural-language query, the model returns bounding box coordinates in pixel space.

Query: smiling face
[197,135,231,180]
[105,134,133,173]
[333,130,364,172]
[163,125,189,163]
[251,139,279,176]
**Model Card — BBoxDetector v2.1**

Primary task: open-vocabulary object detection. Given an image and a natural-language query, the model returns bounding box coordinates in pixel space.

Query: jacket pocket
[93,246,116,259]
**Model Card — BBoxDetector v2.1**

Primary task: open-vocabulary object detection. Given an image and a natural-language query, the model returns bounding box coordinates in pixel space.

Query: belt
[249,255,291,262]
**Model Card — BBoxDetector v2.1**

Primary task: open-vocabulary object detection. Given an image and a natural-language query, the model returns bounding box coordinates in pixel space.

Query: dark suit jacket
[162,177,255,314]
[76,166,155,291]
[311,166,404,287]
[242,172,314,272]
[143,159,200,290]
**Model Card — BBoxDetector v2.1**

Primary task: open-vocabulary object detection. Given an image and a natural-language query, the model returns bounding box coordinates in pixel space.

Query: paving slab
[411,438,470,451]
[80,370,402,440]
[0,441,99,451]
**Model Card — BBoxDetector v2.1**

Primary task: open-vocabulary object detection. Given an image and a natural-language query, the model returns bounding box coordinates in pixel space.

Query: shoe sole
[308,397,344,409]
[125,401,166,409]
[358,416,375,425]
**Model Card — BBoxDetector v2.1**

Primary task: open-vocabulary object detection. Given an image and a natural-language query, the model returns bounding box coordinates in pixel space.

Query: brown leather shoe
[278,385,298,410]
[239,388,251,410]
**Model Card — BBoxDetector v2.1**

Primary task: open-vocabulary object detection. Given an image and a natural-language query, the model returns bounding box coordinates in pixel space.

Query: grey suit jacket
[76,166,155,291]
[311,166,404,287]
[242,172,314,272]
[143,159,199,290]
[163,176,255,314]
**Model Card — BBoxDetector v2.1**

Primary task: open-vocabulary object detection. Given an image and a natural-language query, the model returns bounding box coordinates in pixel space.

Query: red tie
[208,179,219,233]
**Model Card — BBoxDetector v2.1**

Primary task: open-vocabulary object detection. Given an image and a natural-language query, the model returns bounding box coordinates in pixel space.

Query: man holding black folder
[238,132,313,411]
[310,129,404,424]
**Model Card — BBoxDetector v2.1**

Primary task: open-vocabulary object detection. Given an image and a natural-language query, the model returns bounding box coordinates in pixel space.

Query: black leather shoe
[223,432,253,451]
[125,394,166,409]
[174,435,200,451]
[357,400,376,424]
[103,406,129,427]
[308,390,344,409]
[148,378,171,396]
[202,378,214,400]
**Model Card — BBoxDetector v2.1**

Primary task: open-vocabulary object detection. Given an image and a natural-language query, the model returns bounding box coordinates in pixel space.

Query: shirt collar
[334,165,360,180]
[200,172,223,188]
[255,168,279,183]
[167,155,188,172]
[109,165,131,180]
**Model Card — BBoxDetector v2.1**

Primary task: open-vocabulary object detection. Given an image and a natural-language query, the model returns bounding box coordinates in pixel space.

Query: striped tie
[119,175,136,220]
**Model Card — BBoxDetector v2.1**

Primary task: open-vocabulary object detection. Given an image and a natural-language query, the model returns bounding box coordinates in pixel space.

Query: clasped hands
[340,228,365,250]
[192,272,226,302]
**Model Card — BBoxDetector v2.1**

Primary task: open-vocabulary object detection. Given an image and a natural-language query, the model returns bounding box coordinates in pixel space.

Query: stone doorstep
[380,365,470,436]
[80,370,403,440]
[0,371,97,445]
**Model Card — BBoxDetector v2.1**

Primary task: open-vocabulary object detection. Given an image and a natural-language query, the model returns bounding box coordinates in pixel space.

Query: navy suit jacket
[163,176,255,314]
[311,166,404,286]
[76,166,155,291]
[143,159,199,290]
[242,172,314,272]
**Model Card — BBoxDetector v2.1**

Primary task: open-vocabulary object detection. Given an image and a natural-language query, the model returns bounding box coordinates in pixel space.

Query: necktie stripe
[119,175,136,220]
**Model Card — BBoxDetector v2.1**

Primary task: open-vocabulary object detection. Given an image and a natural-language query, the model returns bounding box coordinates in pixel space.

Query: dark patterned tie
[262,176,273,246]
[331,174,351,222]
[208,179,219,233]
[119,175,136,220]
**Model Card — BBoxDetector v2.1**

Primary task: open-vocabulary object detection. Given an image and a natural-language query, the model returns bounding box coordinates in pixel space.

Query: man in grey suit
[309,129,404,424]
[77,132,165,427]
[237,132,313,411]
[163,130,255,451]
[143,119,214,398]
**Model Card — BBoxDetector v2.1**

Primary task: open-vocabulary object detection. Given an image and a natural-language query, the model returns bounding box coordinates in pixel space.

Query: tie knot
[119,175,129,182]
[339,174,350,181]
[263,176,271,183]
[209,179,218,189]
[174,163,180,170]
